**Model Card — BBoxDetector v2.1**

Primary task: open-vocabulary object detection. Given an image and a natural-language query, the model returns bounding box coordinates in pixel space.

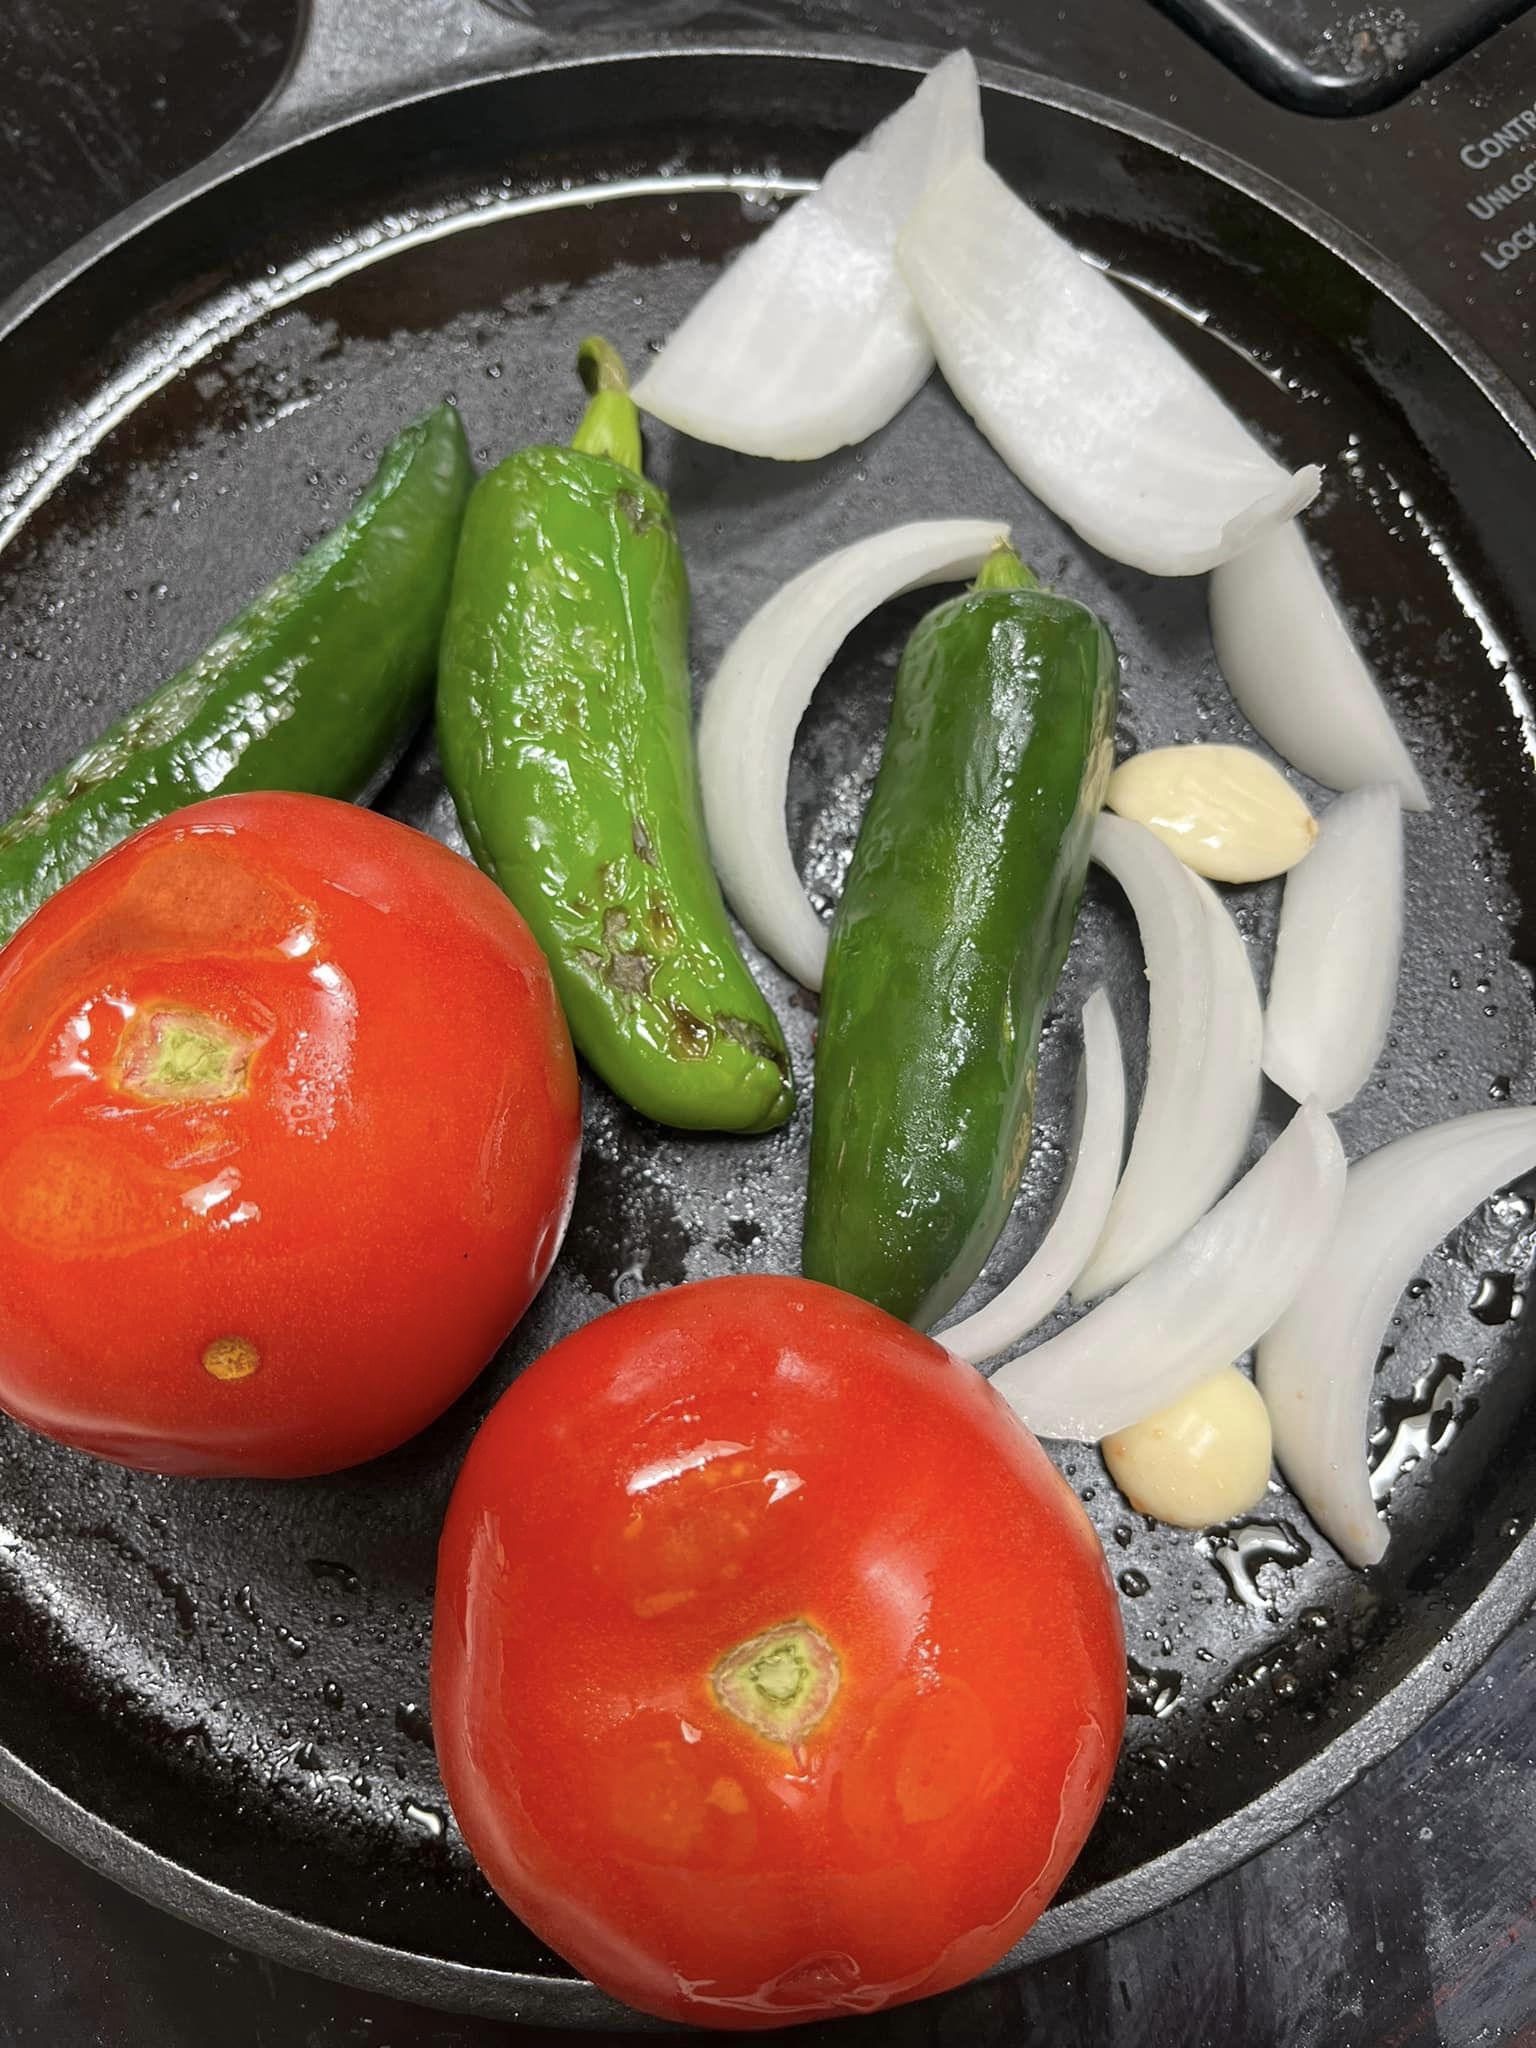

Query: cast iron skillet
[0,0,1534,2026]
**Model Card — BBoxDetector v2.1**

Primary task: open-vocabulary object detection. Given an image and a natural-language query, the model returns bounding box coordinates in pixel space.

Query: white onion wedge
[993,1102,1345,1443]
[698,518,1008,990]
[943,988,1126,1364]
[1209,518,1430,810]
[631,52,982,460]
[1073,813,1263,1300]
[1264,785,1403,1114]
[896,156,1320,576]
[1257,1108,1536,1567]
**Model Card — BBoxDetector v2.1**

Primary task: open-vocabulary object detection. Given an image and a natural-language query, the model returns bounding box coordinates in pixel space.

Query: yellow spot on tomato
[631,1587,695,1619]
[202,1335,261,1383]
[607,1743,707,1859]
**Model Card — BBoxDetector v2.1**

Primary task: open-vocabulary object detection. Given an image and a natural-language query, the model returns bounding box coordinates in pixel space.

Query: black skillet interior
[0,44,1534,2027]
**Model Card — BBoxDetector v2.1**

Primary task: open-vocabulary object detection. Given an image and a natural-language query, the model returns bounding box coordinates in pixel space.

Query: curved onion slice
[631,51,982,460]
[1257,1108,1536,1567]
[992,1102,1345,1443]
[1073,813,1263,1301]
[942,987,1126,1363]
[1264,784,1403,1113]
[1209,518,1429,810]
[897,156,1320,576]
[698,518,1008,990]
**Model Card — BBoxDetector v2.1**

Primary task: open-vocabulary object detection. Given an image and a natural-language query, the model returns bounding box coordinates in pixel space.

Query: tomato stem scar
[117,1009,259,1103]
[711,1620,840,1745]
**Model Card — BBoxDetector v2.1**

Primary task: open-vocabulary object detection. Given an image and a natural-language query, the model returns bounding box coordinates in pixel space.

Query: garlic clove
[1106,744,1317,883]
[1101,1366,1272,1528]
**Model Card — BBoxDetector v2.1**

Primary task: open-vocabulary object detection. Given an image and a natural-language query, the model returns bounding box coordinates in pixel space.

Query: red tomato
[433,1275,1125,2029]
[0,792,580,1477]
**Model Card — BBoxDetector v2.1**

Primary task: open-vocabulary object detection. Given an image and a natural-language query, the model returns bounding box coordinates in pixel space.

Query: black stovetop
[0,2,1533,2044]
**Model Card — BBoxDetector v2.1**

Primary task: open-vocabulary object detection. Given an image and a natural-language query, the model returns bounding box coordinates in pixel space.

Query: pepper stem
[571,336,644,474]
[973,541,1039,592]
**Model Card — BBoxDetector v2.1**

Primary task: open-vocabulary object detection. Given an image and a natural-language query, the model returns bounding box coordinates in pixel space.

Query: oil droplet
[307,1559,361,1593]
[395,1702,433,1746]
[1471,1272,1522,1325]
[1126,1656,1183,1717]
[1201,1520,1311,1617]
[1272,1669,1301,1698]
[1370,1360,1463,1503]
[1299,1607,1330,1633]
[401,1799,446,1839]
[322,1680,344,1710]
[1118,1569,1151,1598]
[1112,1524,1134,1549]
[202,1335,260,1382]
[275,1625,307,1657]
[150,1565,197,1635]
[235,1584,260,1623]
[1488,1075,1512,1102]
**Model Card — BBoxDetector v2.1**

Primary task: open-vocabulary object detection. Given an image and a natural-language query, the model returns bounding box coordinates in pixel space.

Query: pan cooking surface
[0,50,1532,2020]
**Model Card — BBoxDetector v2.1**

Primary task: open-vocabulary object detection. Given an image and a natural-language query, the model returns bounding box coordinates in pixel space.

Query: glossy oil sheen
[0,792,581,1476]
[438,442,793,1133]
[431,1275,1125,2028]
[805,586,1118,1327]
[0,404,472,946]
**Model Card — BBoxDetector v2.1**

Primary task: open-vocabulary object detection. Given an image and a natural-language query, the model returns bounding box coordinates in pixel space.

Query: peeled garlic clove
[1101,1367,1273,1528]
[1106,744,1317,883]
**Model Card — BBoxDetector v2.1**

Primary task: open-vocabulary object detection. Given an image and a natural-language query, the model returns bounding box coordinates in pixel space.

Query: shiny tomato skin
[432,1275,1125,2029]
[0,792,581,1476]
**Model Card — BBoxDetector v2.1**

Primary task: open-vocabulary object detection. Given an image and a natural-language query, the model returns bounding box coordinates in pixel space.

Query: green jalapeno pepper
[437,339,794,1134]
[0,401,473,947]
[803,543,1119,1328]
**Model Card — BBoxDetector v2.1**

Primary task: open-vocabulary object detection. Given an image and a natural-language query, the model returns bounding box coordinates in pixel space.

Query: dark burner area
[1153,0,1536,113]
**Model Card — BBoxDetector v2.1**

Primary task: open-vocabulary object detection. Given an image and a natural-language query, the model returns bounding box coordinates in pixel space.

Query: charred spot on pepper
[606,952,655,996]
[613,489,664,537]
[716,1011,791,1075]
[646,897,679,949]
[575,940,656,999]
[668,999,714,1060]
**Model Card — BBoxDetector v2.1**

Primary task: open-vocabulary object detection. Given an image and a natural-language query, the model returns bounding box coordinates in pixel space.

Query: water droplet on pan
[1126,1656,1182,1718]
[401,1799,446,1839]
[1201,1521,1310,1617]
[395,1702,433,1746]
[1370,1360,1463,1502]
[1471,1272,1521,1325]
